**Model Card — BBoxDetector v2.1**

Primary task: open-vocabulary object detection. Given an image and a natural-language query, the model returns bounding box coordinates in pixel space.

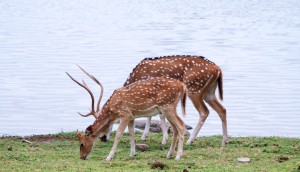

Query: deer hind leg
[106,117,130,161]
[128,120,136,157]
[205,93,228,147]
[167,122,178,159]
[171,116,185,160]
[160,107,185,160]
[160,114,169,145]
[186,94,209,145]
[141,117,151,141]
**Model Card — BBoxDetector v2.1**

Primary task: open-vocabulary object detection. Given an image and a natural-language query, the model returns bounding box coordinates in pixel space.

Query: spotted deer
[67,66,187,161]
[123,55,228,147]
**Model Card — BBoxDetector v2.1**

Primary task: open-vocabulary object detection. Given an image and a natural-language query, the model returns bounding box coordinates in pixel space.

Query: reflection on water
[0,0,300,137]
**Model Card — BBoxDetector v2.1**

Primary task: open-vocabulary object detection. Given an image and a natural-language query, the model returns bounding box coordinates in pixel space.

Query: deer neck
[90,109,117,137]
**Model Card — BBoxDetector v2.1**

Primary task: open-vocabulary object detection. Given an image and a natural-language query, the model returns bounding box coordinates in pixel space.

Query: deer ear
[85,125,93,136]
[77,132,82,140]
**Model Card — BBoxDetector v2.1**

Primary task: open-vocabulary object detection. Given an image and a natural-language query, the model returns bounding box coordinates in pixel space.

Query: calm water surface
[0,0,300,137]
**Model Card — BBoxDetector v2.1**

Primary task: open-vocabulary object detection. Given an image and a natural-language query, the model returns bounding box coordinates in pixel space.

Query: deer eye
[80,143,84,148]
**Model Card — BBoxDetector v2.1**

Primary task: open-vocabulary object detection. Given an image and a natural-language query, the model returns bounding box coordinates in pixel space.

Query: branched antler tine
[78,111,93,117]
[66,72,95,117]
[77,65,104,112]
[82,80,88,87]
[95,80,104,112]
[90,75,104,112]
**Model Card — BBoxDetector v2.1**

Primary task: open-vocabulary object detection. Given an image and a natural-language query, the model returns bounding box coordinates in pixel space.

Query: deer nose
[80,156,88,160]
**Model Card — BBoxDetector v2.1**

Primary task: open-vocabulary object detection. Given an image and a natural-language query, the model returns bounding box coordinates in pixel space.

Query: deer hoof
[106,156,112,161]
[175,155,181,161]
[186,140,193,145]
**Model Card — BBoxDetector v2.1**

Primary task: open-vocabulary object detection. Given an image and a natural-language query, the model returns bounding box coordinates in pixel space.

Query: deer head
[76,126,97,160]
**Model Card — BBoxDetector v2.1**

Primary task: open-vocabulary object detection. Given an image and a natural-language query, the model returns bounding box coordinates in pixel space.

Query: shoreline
[1,131,299,140]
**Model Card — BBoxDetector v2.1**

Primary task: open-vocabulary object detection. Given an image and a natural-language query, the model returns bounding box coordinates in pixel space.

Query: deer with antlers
[67,66,187,161]
[122,55,228,147]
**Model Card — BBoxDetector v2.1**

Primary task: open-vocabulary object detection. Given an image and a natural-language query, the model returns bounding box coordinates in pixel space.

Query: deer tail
[218,70,224,101]
[181,86,187,117]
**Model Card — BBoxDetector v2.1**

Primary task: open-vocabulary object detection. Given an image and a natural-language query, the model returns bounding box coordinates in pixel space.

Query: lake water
[0,0,299,137]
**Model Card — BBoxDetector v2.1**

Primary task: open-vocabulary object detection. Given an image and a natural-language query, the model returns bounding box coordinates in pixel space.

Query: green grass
[0,132,299,171]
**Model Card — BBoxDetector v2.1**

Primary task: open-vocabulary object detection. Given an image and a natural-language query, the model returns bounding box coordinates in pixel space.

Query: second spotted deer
[124,55,228,147]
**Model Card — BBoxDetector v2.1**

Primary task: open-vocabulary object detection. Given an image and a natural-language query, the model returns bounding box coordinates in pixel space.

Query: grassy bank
[0,132,299,171]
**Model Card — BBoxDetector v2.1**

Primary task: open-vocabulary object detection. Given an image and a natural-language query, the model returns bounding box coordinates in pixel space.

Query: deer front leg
[128,120,136,157]
[141,117,151,140]
[160,114,168,145]
[106,118,129,161]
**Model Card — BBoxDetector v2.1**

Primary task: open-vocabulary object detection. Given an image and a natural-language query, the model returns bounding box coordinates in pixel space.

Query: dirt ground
[1,134,75,144]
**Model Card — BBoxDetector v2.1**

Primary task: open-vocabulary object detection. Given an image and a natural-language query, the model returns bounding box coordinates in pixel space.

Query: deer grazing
[67,66,187,160]
[123,55,228,147]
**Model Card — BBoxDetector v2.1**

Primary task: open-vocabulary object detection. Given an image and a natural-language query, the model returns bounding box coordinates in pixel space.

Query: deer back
[106,77,185,116]
[124,55,221,95]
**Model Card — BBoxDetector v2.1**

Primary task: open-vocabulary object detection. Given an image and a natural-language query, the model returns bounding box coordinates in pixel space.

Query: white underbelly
[131,106,161,118]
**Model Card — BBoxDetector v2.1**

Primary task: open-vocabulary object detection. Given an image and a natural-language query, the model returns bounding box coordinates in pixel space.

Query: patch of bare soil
[26,135,74,143]
[2,134,75,144]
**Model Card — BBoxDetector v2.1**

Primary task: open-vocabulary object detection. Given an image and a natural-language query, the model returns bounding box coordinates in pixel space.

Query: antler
[66,66,104,118]
[77,65,104,113]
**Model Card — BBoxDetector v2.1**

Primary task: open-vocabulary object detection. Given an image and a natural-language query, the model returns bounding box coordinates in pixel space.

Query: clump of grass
[0,132,299,171]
